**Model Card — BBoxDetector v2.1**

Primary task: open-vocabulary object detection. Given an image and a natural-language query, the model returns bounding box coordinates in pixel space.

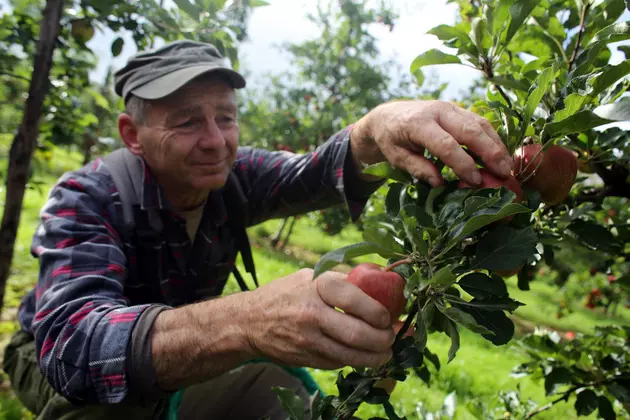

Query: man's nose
[197,119,225,149]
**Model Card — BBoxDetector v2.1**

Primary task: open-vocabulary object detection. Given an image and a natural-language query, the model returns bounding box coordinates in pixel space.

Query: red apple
[458,169,524,223]
[515,145,578,205]
[513,144,544,180]
[565,331,576,340]
[495,265,523,278]
[346,263,406,323]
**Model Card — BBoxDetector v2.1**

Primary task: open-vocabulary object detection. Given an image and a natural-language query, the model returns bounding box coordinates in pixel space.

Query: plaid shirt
[16,126,381,405]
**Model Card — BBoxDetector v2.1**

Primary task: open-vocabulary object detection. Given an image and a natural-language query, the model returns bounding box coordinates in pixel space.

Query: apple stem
[516,142,548,183]
[384,257,413,273]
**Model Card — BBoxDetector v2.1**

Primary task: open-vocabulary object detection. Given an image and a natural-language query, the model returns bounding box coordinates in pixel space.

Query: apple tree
[273,0,630,419]
[238,0,444,246]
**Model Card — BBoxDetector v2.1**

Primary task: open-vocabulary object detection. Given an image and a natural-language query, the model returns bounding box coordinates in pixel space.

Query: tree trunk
[279,216,298,252]
[0,0,64,316]
[82,133,95,166]
[271,217,290,248]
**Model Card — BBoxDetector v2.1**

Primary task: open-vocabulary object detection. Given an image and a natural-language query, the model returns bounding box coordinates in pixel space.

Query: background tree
[238,0,447,249]
[0,0,268,316]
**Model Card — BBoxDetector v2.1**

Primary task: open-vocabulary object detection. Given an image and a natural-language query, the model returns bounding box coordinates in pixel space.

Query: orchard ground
[0,139,628,419]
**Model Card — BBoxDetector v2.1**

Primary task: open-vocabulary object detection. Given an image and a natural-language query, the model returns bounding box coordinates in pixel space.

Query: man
[3,40,513,419]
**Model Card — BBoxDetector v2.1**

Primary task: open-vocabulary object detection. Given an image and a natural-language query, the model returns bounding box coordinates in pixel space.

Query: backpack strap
[102,148,257,292]
[223,172,258,289]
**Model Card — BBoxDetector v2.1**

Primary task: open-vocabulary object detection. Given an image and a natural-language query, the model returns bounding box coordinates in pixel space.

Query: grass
[0,144,628,419]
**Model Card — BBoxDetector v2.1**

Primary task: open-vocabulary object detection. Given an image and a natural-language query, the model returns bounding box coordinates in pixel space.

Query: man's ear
[118,113,143,156]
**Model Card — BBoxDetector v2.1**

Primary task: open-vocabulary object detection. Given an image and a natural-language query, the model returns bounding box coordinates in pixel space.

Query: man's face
[131,75,239,194]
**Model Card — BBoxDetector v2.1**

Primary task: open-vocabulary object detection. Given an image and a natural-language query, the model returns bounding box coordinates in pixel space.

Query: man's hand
[243,268,396,370]
[350,100,513,187]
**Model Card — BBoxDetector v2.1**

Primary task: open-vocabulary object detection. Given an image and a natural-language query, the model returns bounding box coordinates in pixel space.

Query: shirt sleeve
[29,168,156,405]
[233,125,384,226]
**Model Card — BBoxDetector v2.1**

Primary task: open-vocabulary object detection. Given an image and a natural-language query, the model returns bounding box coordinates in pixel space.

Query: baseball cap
[114,40,246,103]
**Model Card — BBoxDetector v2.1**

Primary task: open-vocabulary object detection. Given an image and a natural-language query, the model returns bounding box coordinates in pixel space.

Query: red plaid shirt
[16,126,382,404]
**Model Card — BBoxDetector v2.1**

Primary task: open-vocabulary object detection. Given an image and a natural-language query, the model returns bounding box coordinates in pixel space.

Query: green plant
[274,0,630,418]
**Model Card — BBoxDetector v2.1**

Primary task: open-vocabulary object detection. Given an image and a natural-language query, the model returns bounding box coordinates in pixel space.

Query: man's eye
[177,119,198,128]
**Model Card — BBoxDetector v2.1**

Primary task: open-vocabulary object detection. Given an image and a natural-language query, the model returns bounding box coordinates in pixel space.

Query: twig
[384,258,413,273]
[568,1,592,72]
[0,71,31,83]
[525,379,617,419]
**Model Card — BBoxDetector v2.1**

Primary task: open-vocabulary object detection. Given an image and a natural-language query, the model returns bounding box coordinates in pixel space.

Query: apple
[346,263,406,323]
[514,145,578,205]
[458,169,524,223]
[495,265,523,278]
[513,144,544,180]
[373,321,414,394]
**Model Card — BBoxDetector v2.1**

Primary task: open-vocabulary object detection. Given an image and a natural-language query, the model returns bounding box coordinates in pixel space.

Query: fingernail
[472,170,482,185]
[500,158,512,176]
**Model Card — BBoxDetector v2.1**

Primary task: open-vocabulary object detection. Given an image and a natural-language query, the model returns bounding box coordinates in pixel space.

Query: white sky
[1,0,628,106]
[85,0,481,100]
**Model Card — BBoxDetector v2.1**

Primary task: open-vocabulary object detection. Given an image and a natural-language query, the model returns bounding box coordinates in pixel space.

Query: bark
[271,217,290,248]
[0,0,64,316]
[82,132,95,166]
[279,216,298,252]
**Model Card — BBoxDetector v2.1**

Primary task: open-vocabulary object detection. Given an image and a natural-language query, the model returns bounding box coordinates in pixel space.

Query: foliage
[274,0,630,418]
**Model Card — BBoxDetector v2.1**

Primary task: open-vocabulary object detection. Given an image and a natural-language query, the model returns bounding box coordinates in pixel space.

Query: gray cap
[114,40,246,103]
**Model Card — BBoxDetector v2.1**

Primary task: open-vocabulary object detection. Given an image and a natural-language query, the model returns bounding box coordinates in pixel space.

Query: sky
[1,0,628,112]
[84,0,481,100]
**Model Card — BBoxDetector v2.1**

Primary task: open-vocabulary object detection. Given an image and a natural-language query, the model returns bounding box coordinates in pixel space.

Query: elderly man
[3,40,512,419]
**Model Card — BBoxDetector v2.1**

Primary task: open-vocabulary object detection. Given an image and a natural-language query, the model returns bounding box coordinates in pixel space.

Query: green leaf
[543,109,620,138]
[606,381,630,403]
[382,400,404,420]
[553,93,589,122]
[524,65,555,125]
[447,295,524,313]
[597,395,616,420]
[111,37,124,57]
[544,367,572,395]
[504,0,538,46]
[593,98,630,121]
[313,242,402,279]
[470,17,491,55]
[473,226,538,272]
[443,318,460,363]
[449,203,531,242]
[488,76,531,92]
[567,219,622,253]
[87,89,110,111]
[423,347,440,371]
[410,49,462,74]
[453,301,515,345]
[617,274,630,292]
[415,304,428,352]
[575,389,598,416]
[399,205,428,256]
[436,302,495,335]
[457,273,508,299]
[385,183,404,219]
[174,0,200,21]
[272,387,305,420]
[573,21,630,76]
[362,225,405,255]
[363,162,412,183]
[428,24,471,44]
[428,266,457,288]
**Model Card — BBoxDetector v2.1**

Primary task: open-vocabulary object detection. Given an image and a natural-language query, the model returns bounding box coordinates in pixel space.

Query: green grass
[1,145,628,419]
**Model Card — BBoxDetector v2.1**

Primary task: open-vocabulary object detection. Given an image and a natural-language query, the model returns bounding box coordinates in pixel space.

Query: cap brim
[130,64,246,100]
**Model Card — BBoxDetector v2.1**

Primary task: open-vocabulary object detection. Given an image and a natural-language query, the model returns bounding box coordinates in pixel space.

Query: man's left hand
[350,100,513,187]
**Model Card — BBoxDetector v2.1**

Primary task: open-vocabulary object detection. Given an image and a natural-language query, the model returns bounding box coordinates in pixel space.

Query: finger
[310,331,393,370]
[440,107,512,179]
[318,305,396,352]
[382,146,445,187]
[408,120,482,186]
[452,105,505,148]
[316,271,392,329]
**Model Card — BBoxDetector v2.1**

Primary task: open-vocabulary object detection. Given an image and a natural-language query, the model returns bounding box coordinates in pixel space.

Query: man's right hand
[242,268,396,370]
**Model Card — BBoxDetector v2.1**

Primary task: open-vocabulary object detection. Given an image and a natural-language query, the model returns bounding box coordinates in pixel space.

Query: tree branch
[0,71,31,83]
[525,379,617,419]
[568,1,592,72]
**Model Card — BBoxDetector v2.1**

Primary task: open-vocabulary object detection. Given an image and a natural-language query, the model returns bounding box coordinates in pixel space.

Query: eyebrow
[164,103,237,125]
